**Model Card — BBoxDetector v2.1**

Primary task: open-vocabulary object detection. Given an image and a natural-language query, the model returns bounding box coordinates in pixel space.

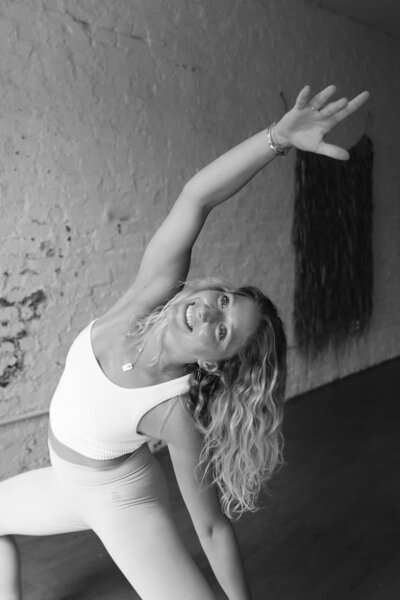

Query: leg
[95,504,216,600]
[59,445,217,600]
[0,466,89,599]
[0,536,22,600]
[0,466,89,537]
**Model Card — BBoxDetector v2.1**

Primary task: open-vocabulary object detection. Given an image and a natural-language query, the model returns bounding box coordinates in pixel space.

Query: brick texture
[1,0,399,477]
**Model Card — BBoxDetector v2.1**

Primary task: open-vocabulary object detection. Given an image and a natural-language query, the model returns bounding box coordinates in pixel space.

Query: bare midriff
[48,424,137,469]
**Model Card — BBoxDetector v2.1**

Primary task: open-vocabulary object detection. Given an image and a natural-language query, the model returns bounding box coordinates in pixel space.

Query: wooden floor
[17,358,400,600]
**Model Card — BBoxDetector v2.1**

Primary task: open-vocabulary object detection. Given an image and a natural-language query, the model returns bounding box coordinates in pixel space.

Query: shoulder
[159,394,202,452]
[138,394,198,447]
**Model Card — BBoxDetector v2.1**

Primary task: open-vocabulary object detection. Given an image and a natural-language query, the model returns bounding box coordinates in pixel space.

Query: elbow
[180,182,213,215]
[180,181,200,202]
[198,515,231,541]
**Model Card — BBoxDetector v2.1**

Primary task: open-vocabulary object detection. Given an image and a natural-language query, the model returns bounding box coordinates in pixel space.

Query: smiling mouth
[185,303,194,331]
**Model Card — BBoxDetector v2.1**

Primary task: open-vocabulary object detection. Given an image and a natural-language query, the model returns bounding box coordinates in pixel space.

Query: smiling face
[164,289,260,365]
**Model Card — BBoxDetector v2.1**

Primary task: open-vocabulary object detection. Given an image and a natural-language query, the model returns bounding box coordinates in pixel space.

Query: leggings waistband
[48,423,144,470]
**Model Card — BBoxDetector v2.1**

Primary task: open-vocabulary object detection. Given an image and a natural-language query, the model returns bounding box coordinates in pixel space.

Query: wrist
[266,122,292,156]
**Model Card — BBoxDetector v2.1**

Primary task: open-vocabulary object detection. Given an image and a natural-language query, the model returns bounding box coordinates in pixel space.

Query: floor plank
[16,358,400,599]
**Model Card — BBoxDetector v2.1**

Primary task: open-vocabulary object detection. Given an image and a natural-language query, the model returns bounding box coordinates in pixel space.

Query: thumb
[318,141,350,161]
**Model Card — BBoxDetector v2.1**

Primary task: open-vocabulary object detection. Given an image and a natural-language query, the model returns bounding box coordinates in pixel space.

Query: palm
[276,85,370,160]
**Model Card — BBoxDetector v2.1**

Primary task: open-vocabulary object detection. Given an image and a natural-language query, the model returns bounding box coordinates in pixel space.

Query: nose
[197,302,218,324]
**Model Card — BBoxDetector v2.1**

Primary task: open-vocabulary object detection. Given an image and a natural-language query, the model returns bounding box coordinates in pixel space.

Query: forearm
[199,521,253,600]
[182,127,288,212]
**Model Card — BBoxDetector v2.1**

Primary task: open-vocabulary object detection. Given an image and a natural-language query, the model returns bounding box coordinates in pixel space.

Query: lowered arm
[162,399,254,600]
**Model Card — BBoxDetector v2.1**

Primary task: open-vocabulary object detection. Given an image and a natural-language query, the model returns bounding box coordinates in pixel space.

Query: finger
[320,97,349,117]
[318,141,350,161]
[310,84,337,110]
[334,91,370,122]
[295,85,311,109]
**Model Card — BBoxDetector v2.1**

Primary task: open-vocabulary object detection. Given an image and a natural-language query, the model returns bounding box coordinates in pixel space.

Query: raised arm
[106,127,281,315]
[107,85,369,314]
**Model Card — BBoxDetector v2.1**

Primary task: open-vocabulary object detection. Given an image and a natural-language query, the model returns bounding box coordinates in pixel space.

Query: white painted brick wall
[1,0,399,478]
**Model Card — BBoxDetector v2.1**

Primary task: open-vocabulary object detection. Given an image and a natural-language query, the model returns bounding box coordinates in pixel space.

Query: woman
[0,84,369,600]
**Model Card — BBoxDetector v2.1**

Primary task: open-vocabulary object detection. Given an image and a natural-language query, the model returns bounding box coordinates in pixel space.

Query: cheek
[203,333,220,353]
[165,311,182,342]
[169,307,193,341]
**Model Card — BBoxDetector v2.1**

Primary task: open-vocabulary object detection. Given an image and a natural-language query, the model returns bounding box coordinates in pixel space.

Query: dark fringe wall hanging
[292,134,374,356]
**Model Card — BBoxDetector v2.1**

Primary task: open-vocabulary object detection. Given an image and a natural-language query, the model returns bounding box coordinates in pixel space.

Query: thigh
[73,447,215,600]
[0,466,89,536]
[95,504,215,600]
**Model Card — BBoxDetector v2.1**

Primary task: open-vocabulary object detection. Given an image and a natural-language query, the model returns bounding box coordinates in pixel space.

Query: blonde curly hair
[127,278,287,520]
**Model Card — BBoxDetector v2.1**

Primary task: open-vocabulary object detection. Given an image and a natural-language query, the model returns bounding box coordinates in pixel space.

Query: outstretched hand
[274,85,370,160]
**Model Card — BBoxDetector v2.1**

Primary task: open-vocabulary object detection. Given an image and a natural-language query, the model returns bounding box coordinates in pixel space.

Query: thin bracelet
[266,123,291,156]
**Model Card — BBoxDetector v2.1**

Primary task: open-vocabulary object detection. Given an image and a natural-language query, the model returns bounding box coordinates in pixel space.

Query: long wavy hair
[127,278,287,519]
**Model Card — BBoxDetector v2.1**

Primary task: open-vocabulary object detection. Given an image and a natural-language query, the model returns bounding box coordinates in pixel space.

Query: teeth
[185,304,194,330]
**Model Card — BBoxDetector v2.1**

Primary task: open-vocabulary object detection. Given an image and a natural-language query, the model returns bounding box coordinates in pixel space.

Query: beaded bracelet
[266,122,291,156]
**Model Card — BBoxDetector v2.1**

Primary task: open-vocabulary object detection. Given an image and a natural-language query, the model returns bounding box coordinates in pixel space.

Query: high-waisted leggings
[0,443,215,600]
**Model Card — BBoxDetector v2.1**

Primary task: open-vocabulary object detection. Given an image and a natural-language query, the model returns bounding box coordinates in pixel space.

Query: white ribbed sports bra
[49,320,190,460]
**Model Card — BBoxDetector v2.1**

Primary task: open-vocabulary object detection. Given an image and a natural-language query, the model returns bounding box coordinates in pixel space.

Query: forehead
[228,293,260,354]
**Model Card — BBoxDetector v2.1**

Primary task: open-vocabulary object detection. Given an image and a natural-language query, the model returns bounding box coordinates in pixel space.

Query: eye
[218,323,227,341]
[220,294,230,309]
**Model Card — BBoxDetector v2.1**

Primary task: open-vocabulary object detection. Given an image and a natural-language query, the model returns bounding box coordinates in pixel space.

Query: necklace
[122,330,147,372]
[121,348,143,372]
[122,326,188,378]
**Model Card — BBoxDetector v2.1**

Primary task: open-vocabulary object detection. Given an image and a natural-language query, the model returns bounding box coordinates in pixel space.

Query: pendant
[121,348,143,373]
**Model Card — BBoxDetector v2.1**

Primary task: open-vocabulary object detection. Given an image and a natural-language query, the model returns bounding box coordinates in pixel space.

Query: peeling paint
[0,298,13,309]
[0,0,399,481]
[0,331,26,388]
[0,291,46,386]
[64,10,91,32]
[39,241,55,257]
[20,268,39,276]
[128,33,145,42]
[19,290,46,321]
[175,62,201,72]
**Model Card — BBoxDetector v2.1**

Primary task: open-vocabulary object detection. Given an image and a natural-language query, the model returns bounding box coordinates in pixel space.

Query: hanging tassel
[292,134,374,356]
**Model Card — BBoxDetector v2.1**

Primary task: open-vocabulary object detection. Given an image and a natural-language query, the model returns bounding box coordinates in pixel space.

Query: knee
[0,535,22,600]
[0,485,13,536]
[0,535,16,547]
[0,502,13,536]
[0,535,21,564]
